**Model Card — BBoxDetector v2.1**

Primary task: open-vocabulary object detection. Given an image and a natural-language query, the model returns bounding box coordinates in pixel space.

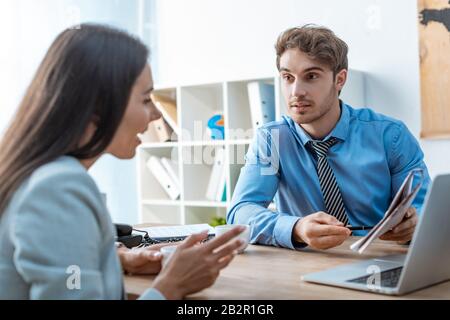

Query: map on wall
[418,0,450,138]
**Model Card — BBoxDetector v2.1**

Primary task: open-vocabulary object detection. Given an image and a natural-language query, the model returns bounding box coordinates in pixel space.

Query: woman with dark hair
[0,24,244,300]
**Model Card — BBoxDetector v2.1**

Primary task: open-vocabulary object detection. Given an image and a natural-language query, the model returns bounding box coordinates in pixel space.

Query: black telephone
[115,224,143,248]
[114,224,216,249]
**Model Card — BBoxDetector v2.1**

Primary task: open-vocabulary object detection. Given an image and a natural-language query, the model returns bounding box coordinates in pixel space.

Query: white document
[247,81,276,130]
[146,156,181,200]
[214,167,227,202]
[350,169,424,254]
[205,147,226,201]
[142,224,215,238]
[161,157,180,190]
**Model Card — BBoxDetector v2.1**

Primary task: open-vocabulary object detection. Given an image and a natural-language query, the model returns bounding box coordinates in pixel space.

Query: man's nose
[291,80,307,98]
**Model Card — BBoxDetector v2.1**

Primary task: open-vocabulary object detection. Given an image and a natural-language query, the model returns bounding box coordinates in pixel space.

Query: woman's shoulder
[5,156,110,243]
[23,156,99,196]
[0,156,117,300]
[29,156,94,186]
[10,156,104,216]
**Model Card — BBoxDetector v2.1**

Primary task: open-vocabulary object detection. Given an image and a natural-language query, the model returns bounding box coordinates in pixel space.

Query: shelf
[184,201,228,208]
[181,145,227,202]
[137,74,365,224]
[226,78,274,141]
[142,199,181,206]
[141,203,182,224]
[226,80,253,140]
[137,78,268,224]
[140,142,179,149]
[229,144,250,197]
[140,139,249,149]
[275,76,288,120]
[181,140,226,147]
[140,87,179,144]
[180,83,224,142]
[137,147,180,201]
[184,206,227,225]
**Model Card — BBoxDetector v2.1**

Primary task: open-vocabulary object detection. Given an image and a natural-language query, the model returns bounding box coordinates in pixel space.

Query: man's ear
[335,69,348,92]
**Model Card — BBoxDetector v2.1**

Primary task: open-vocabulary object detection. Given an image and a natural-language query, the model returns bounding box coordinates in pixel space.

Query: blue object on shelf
[207,114,225,140]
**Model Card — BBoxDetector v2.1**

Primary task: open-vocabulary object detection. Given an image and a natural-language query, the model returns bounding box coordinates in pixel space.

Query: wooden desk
[124,237,450,299]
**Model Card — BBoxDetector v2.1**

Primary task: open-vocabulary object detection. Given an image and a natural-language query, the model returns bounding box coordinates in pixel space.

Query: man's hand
[293,212,351,250]
[379,207,418,244]
[118,243,174,275]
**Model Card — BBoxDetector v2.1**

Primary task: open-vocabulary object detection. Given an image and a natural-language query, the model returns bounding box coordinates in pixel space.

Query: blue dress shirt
[227,102,431,250]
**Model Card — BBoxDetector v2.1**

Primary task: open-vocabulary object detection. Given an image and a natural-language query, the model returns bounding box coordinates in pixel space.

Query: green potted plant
[210,216,227,227]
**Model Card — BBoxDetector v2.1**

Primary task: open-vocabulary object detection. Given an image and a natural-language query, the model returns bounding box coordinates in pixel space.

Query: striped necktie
[308,138,349,225]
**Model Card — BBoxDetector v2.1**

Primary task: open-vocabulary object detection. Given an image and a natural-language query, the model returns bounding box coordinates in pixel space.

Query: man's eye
[307,73,318,80]
[144,98,152,105]
[282,74,292,81]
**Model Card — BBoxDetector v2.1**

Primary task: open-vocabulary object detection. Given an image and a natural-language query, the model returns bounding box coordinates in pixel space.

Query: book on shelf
[218,184,227,202]
[205,147,227,202]
[146,156,180,200]
[160,157,180,189]
[247,81,276,130]
[151,92,179,135]
[215,163,227,202]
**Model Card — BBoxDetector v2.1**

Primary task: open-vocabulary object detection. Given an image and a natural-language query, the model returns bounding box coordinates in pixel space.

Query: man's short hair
[275,24,349,77]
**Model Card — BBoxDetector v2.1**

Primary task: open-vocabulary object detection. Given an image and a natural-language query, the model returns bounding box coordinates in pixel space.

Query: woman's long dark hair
[0,24,149,215]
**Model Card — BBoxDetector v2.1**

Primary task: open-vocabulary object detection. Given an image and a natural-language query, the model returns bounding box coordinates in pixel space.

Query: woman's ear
[91,114,101,126]
[78,116,100,148]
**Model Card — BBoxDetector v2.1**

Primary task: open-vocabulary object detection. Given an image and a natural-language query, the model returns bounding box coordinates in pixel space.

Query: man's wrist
[292,219,308,248]
[292,219,305,244]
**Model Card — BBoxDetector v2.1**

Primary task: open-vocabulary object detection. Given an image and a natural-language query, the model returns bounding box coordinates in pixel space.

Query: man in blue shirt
[227,25,430,251]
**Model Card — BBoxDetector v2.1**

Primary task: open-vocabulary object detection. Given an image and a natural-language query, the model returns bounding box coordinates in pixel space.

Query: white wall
[154,0,450,178]
[2,0,448,225]
[0,0,144,224]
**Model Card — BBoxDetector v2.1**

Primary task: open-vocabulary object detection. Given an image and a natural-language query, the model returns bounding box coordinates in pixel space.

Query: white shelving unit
[137,71,365,225]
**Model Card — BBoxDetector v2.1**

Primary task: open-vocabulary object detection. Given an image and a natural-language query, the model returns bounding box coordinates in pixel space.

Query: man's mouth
[290,102,312,113]
[290,102,312,108]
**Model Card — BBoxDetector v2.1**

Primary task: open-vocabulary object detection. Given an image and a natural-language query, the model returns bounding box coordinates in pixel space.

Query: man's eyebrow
[303,67,325,73]
[143,87,154,95]
[279,66,325,73]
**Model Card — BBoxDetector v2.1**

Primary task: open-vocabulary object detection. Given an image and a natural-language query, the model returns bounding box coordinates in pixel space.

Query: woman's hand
[151,226,245,300]
[118,243,175,275]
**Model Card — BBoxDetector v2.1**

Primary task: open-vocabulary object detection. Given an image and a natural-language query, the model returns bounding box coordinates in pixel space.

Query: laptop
[302,174,450,295]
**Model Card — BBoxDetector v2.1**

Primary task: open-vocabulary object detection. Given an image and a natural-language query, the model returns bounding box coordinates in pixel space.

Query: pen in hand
[346,225,375,231]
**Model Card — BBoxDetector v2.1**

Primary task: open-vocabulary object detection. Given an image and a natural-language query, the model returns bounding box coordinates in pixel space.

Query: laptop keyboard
[347,267,403,288]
